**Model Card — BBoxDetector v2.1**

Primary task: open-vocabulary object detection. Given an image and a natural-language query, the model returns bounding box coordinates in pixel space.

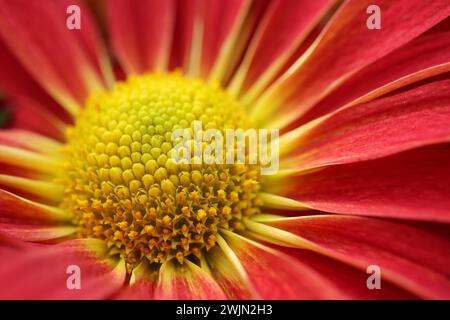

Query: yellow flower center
[60,73,262,270]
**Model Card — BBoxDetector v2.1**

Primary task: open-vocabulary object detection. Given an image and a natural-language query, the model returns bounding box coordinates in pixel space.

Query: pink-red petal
[232,0,334,96]
[0,223,76,242]
[281,80,450,170]
[299,31,450,124]
[222,230,345,299]
[154,259,226,299]
[258,215,450,298]
[0,0,110,115]
[107,0,175,74]
[253,0,450,128]
[0,189,67,223]
[279,247,417,299]
[0,238,126,299]
[278,144,450,222]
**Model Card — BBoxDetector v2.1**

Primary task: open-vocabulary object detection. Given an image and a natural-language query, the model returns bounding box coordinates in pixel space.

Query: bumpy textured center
[60,73,261,271]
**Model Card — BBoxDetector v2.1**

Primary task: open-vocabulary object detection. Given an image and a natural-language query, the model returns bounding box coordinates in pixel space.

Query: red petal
[115,261,156,299]
[0,223,76,242]
[222,230,345,299]
[258,215,450,298]
[201,0,250,79]
[154,259,226,299]
[231,0,334,96]
[281,80,450,170]
[0,41,72,127]
[7,99,67,141]
[0,130,61,155]
[279,247,417,299]
[107,0,176,74]
[253,0,450,128]
[0,239,126,299]
[0,0,110,115]
[207,239,257,299]
[278,144,450,222]
[300,31,450,124]
[0,189,68,223]
[169,0,202,71]
[117,278,155,300]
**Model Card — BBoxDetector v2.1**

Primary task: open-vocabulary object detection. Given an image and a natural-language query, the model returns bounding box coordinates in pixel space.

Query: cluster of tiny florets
[59,73,262,271]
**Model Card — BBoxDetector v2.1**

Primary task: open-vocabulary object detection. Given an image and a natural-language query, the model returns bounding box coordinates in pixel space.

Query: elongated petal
[275,145,450,222]
[107,0,175,74]
[0,175,64,204]
[6,99,67,141]
[0,145,60,176]
[300,31,450,123]
[0,238,126,299]
[0,41,72,125]
[221,230,345,299]
[0,130,61,155]
[0,223,76,242]
[252,0,450,128]
[202,0,251,80]
[281,80,450,169]
[116,261,157,300]
[0,189,68,223]
[169,0,202,72]
[118,278,155,300]
[254,215,450,298]
[206,235,258,299]
[231,0,334,97]
[0,0,111,116]
[155,259,226,299]
[279,247,417,299]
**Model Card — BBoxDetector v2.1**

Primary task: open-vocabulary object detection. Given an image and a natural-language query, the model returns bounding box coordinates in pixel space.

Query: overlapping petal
[280,80,450,168]
[0,0,112,116]
[251,215,450,298]
[107,0,176,74]
[231,0,334,98]
[273,145,450,222]
[222,230,344,299]
[251,0,450,128]
[298,31,450,124]
[155,259,226,299]
[0,238,126,299]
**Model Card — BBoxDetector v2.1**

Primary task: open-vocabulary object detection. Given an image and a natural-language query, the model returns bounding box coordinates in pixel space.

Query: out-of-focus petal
[271,145,450,222]
[107,0,176,74]
[201,0,251,80]
[279,247,417,299]
[154,259,226,299]
[115,261,157,300]
[206,235,258,299]
[0,144,61,177]
[0,175,64,204]
[0,223,76,242]
[0,189,68,223]
[0,238,126,299]
[0,0,112,116]
[221,230,345,299]
[250,215,450,298]
[251,0,450,128]
[230,0,335,98]
[5,99,67,141]
[0,41,72,126]
[0,130,61,155]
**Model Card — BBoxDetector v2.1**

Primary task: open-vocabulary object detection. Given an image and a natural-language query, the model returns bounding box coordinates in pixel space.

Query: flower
[0,0,449,299]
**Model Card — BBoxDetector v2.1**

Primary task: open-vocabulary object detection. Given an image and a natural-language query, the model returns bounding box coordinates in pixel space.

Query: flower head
[0,0,449,299]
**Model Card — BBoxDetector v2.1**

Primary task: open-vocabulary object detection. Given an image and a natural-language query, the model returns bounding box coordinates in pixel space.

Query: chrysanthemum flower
[0,0,449,299]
